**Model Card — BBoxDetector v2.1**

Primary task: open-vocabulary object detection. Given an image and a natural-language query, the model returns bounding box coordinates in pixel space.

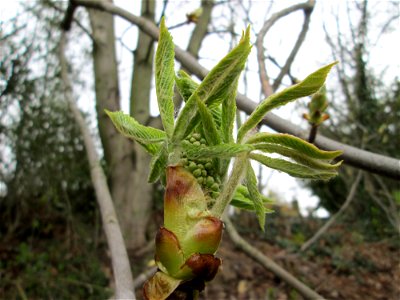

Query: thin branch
[255,0,315,97]
[300,170,363,252]
[72,0,400,180]
[58,32,135,299]
[308,124,318,143]
[223,216,327,300]
[60,0,77,31]
[273,4,314,90]
[133,267,157,290]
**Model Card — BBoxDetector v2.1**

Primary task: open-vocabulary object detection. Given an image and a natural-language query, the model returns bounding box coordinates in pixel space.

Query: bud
[144,166,223,299]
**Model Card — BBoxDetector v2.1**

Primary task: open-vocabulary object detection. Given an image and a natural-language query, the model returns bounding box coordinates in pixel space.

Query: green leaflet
[246,132,342,160]
[105,110,165,155]
[196,98,221,146]
[245,162,266,231]
[148,142,168,184]
[155,17,175,138]
[231,185,274,212]
[173,27,252,143]
[175,70,198,102]
[250,153,338,180]
[253,143,342,171]
[182,143,253,160]
[237,62,338,142]
[221,80,237,144]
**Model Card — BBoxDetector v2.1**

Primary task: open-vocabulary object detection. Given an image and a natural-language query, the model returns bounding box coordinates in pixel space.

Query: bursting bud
[144,166,223,300]
[303,86,330,126]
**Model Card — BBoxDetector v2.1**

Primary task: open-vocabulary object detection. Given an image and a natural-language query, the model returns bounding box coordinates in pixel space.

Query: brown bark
[87,1,139,249]
[128,0,156,249]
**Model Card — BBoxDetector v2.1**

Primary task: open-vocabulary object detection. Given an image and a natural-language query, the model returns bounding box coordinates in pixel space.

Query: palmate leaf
[253,143,342,171]
[155,17,175,138]
[231,185,274,212]
[172,27,252,144]
[245,162,266,231]
[246,132,342,160]
[237,62,338,142]
[250,153,338,180]
[182,143,253,160]
[105,110,166,155]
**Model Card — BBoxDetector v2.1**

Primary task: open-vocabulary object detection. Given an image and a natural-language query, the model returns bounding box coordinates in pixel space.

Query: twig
[14,280,28,300]
[71,0,400,180]
[308,124,318,143]
[223,216,327,300]
[272,3,314,91]
[300,170,363,252]
[133,267,157,289]
[60,0,77,31]
[255,0,315,97]
[58,32,135,299]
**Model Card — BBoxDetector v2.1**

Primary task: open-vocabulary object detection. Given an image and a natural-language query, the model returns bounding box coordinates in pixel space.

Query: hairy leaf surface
[156,18,175,138]
[245,163,266,230]
[106,110,165,155]
[253,144,342,171]
[237,62,338,142]
[246,132,342,159]
[231,185,273,212]
[173,28,252,143]
[183,143,253,159]
[250,153,338,180]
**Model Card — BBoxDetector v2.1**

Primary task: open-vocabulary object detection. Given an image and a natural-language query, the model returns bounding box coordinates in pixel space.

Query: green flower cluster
[181,132,221,202]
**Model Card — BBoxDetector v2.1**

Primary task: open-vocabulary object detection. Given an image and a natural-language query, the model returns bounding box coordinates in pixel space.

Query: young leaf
[148,142,168,184]
[253,143,342,171]
[246,132,342,160]
[221,80,237,143]
[175,70,198,102]
[231,185,274,212]
[250,153,338,180]
[237,62,338,142]
[245,162,266,231]
[182,143,253,160]
[196,98,221,146]
[105,110,165,155]
[156,17,175,138]
[173,27,252,143]
[176,71,223,129]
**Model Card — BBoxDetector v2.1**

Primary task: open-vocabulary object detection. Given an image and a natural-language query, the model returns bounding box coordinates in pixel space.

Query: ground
[130,213,400,300]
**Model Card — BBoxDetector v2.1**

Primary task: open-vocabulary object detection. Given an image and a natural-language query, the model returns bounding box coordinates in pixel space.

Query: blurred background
[1,0,399,299]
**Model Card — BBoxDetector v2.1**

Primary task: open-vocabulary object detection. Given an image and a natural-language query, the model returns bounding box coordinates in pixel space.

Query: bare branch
[72,0,400,180]
[133,267,157,290]
[300,170,363,252]
[255,0,315,97]
[223,216,327,300]
[58,32,135,300]
[273,4,314,90]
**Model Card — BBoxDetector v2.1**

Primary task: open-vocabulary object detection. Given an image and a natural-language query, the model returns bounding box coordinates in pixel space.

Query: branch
[58,32,135,299]
[223,216,327,300]
[133,267,157,290]
[272,2,314,91]
[255,0,315,97]
[300,170,363,252]
[72,0,400,180]
[60,0,77,31]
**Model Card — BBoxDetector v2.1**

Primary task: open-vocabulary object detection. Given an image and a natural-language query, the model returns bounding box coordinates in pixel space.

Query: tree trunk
[87,2,140,249]
[129,0,156,248]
